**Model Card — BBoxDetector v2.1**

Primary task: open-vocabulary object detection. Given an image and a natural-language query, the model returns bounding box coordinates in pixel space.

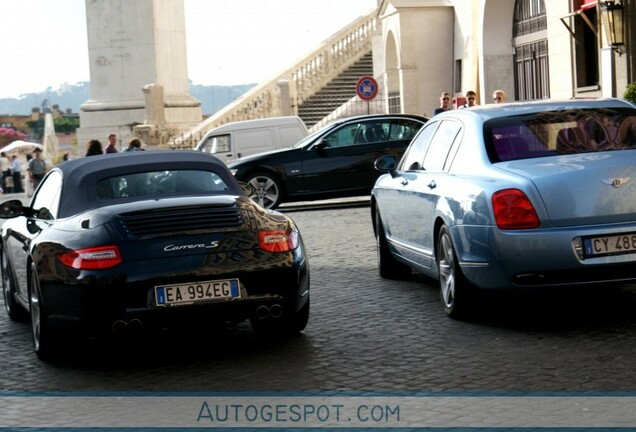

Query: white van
[195,116,308,162]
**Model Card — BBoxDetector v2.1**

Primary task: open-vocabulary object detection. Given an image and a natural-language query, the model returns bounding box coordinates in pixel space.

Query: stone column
[77,0,202,146]
[142,84,167,125]
[277,79,293,116]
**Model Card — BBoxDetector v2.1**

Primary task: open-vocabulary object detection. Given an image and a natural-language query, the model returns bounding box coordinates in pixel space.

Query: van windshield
[199,134,231,154]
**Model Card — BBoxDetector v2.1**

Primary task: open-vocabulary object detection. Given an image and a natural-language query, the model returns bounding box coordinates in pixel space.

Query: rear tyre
[245,172,283,209]
[287,296,310,334]
[437,225,472,319]
[29,266,59,361]
[1,242,27,322]
[375,210,411,279]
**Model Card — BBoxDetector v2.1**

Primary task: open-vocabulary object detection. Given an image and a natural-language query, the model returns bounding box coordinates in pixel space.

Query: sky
[0,0,377,99]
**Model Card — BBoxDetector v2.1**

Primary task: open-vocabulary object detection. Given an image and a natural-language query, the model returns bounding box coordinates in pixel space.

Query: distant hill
[0,82,256,116]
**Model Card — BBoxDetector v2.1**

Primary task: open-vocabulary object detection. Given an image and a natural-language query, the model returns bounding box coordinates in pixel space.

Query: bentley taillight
[258,230,299,252]
[492,189,540,229]
[58,245,123,269]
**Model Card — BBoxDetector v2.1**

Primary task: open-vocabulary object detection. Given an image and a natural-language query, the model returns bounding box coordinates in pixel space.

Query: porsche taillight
[492,189,540,229]
[58,245,123,269]
[258,230,299,252]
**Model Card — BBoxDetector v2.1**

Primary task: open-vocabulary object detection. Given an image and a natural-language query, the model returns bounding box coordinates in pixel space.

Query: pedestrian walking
[86,139,103,156]
[433,92,452,116]
[122,138,144,152]
[11,155,23,193]
[459,90,478,108]
[27,148,47,191]
[105,133,119,154]
[493,89,506,103]
[0,151,12,193]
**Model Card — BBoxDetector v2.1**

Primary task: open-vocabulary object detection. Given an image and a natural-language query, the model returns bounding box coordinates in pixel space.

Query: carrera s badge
[164,241,220,252]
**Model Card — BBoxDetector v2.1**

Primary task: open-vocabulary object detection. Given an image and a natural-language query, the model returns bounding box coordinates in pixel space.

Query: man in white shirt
[0,151,12,193]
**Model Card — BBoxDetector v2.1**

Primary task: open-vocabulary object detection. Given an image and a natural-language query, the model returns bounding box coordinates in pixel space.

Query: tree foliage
[0,127,27,147]
[54,117,80,133]
[25,117,79,139]
[624,82,636,104]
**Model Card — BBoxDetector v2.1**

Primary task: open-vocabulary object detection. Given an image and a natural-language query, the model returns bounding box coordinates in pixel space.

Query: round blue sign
[356,76,379,101]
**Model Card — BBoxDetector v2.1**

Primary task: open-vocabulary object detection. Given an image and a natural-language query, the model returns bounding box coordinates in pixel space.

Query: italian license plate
[584,233,636,257]
[155,279,240,306]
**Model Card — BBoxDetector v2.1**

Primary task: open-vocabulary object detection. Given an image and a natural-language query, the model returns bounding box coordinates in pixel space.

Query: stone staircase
[298,51,373,129]
[169,11,377,149]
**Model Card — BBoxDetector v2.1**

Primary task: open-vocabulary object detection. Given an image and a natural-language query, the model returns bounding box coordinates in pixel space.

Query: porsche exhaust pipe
[128,319,143,332]
[112,320,127,335]
[112,319,143,334]
[255,305,270,319]
[270,304,283,318]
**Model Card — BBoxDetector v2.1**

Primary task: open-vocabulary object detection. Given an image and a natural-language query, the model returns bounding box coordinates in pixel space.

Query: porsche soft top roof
[51,150,242,217]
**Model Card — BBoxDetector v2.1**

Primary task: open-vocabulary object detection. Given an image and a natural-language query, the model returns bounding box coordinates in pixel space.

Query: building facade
[376,0,635,117]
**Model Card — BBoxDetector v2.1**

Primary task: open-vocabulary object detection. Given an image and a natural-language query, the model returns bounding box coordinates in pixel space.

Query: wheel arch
[432,216,448,277]
[240,166,288,198]
[26,257,37,303]
[370,197,379,237]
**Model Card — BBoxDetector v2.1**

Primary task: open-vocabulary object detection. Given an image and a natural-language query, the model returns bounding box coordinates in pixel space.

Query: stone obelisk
[77,0,202,148]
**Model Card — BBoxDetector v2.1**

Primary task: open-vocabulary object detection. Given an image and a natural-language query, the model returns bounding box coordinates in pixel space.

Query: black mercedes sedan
[227,114,427,209]
[0,150,309,359]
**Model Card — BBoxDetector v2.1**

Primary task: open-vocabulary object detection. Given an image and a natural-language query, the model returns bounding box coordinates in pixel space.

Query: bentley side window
[422,120,461,172]
[399,121,439,171]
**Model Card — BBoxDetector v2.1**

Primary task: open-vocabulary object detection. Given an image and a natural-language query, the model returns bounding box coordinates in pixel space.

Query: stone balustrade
[170,11,377,149]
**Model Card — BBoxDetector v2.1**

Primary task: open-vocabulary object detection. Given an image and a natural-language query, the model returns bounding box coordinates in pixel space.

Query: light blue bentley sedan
[371,98,636,319]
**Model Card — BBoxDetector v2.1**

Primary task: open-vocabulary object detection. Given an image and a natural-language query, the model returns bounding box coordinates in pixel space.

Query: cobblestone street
[2,203,636,394]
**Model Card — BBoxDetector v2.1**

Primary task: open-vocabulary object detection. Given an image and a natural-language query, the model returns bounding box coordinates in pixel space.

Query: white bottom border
[2,395,636,428]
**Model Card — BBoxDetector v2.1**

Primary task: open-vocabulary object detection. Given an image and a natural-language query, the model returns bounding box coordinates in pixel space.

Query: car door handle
[401,179,408,186]
[428,180,437,189]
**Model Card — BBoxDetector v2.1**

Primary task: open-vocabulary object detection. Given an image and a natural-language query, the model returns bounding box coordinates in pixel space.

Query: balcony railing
[170,10,377,149]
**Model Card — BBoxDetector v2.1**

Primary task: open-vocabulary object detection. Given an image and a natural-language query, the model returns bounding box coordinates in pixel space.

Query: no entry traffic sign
[356,76,379,101]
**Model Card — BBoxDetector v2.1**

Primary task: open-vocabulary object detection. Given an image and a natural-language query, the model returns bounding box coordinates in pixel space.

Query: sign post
[356,76,379,114]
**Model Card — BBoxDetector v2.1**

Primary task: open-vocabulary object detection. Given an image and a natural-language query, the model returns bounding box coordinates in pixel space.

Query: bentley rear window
[96,170,230,200]
[485,108,636,162]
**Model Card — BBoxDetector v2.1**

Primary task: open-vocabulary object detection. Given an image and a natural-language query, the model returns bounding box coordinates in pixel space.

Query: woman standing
[122,138,144,152]
[85,139,103,156]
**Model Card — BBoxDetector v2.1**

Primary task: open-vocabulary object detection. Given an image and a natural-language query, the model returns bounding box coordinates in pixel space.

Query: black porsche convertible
[0,150,309,359]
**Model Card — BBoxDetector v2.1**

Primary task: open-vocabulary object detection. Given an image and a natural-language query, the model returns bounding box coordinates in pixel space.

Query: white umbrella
[43,112,59,161]
[1,140,43,154]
